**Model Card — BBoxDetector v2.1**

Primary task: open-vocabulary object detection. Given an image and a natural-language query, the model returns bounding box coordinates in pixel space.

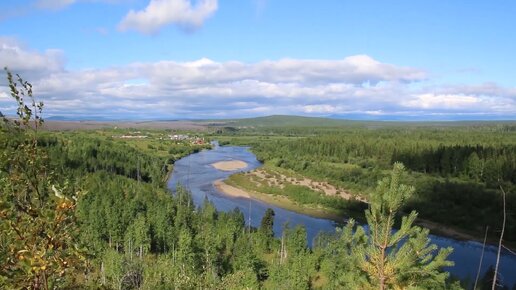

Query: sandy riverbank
[213,179,345,221]
[251,168,367,202]
[211,160,248,171]
[213,179,250,198]
[215,179,515,249]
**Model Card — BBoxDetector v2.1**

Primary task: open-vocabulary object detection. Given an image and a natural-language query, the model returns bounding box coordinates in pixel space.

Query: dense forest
[0,71,512,289]
[217,127,516,243]
[0,130,464,289]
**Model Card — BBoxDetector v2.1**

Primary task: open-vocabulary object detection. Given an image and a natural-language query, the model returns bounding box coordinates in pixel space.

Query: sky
[0,0,515,120]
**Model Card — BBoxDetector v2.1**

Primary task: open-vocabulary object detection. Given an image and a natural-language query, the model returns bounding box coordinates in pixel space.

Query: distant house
[119,135,148,139]
[170,134,189,140]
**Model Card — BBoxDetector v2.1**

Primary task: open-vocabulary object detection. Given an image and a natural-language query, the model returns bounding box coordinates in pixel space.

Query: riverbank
[211,160,248,171]
[417,219,516,251]
[416,219,480,241]
[216,177,516,252]
[213,179,250,198]
[214,178,351,222]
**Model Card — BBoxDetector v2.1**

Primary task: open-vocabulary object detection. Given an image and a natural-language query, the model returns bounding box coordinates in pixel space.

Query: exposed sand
[211,160,248,171]
[214,179,344,220]
[250,169,367,202]
[213,179,250,198]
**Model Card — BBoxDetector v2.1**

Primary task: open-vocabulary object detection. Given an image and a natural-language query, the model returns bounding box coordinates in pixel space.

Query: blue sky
[0,0,515,120]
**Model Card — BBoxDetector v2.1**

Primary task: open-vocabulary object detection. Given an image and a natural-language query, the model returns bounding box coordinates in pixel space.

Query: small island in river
[211,160,248,171]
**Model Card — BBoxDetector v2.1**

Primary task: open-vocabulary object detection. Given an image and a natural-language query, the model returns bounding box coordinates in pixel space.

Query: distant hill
[221,115,356,127]
[41,114,516,130]
[212,115,516,129]
[46,115,115,121]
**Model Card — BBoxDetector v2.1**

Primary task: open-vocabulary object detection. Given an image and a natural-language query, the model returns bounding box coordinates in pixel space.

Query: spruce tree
[259,208,275,252]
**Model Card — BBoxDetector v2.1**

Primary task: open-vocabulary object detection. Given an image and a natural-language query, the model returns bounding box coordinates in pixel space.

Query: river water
[168,142,516,287]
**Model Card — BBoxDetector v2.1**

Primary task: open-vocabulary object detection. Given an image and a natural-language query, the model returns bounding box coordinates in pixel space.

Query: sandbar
[211,160,248,171]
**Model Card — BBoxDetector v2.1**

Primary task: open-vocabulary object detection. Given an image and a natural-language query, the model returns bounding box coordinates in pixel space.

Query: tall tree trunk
[492,187,506,290]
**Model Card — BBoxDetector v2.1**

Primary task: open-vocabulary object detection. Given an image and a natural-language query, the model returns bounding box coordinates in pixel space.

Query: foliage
[0,68,85,289]
[220,127,516,242]
[259,208,275,252]
[313,164,455,289]
[353,163,453,289]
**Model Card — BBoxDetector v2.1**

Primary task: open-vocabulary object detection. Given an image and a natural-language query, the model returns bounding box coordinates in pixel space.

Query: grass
[225,171,366,222]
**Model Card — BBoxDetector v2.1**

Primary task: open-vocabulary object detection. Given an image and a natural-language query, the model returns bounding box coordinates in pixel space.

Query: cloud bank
[0,38,514,120]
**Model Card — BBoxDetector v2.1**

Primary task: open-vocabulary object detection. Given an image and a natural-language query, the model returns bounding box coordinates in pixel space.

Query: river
[168,142,516,287]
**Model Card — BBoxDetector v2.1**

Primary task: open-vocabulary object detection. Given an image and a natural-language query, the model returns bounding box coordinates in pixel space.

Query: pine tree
[353,162,454,290]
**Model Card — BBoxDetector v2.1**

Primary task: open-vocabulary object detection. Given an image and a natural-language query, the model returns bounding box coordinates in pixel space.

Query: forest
[216,125,516,244]
[0,71,513,289]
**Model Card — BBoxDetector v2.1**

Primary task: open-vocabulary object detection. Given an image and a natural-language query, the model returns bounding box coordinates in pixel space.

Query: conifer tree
[260,208,275,238]
[353,162,454,289]
[259,208,275,252]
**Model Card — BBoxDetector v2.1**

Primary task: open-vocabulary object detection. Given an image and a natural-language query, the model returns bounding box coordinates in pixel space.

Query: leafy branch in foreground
[0,68,86,289]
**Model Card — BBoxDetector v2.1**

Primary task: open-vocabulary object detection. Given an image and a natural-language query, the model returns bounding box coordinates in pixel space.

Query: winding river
[168,142,516,287]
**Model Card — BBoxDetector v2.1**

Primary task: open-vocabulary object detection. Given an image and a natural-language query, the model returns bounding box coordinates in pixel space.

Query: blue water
[168,142,516,287]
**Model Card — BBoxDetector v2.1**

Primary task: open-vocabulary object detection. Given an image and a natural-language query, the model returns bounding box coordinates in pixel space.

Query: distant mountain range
[44,114,516,127]
[46,116,116,121]
[38,114,516,131]
[329,113,516,121]
[46,115,186,122]
[220,115,516,128]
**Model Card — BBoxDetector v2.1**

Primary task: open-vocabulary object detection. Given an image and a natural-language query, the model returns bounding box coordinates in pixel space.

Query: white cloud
[303,105,340,114]
[403,93,481,109]
[1,38,514,119]
[0,37,64,78]
[118,0,218,34]
[128,55,426,87]
[436,83,516,100]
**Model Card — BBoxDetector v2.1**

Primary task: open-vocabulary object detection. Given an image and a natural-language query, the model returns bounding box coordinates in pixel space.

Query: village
[114,131,207,145]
